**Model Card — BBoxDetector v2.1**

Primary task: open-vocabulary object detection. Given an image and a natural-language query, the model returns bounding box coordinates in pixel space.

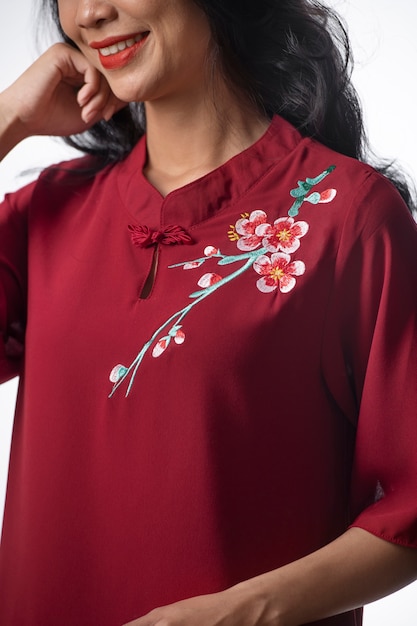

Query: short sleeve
[0,182,33,384]
[322,171,417,548]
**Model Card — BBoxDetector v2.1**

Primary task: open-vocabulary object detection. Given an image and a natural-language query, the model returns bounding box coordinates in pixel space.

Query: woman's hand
[123,587,275,626]
[0,42,125,157]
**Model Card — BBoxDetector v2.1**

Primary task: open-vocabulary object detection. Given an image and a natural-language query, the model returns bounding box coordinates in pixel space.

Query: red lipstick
[90,32,149,71]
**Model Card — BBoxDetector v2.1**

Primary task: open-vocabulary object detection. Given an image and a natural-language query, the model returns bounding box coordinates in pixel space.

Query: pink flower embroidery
[152,327,185,358]
[109,364,128,383]
[305,188,337,205]
[255,216,308,254]
[173,329,186,344]
[235,210,268,251]
[318,188,337,203]
[253,253,305,293]
[152,337,170,358]
[197,273,223,288]
[204,246,219,257]
[183,261,203,270]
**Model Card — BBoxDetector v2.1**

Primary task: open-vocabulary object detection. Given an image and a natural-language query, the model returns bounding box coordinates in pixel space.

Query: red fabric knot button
[128,224,194,248]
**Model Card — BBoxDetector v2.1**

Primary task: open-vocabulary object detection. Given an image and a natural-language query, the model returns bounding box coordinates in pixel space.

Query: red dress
[1,116,417,625]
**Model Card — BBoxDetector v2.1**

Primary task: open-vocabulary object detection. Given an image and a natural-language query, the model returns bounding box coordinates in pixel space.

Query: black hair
[40,0,415,211]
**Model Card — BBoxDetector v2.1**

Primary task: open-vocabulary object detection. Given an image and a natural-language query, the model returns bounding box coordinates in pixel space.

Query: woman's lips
[90,32,150,70]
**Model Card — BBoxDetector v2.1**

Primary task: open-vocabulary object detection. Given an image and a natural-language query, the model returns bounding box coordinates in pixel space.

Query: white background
[1,1,417,623]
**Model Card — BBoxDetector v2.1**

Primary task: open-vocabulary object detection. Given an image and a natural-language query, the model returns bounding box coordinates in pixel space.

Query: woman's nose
[75,0,117,29]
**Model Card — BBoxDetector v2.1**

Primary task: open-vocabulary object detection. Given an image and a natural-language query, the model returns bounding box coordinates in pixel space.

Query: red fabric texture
[0,116,416,625]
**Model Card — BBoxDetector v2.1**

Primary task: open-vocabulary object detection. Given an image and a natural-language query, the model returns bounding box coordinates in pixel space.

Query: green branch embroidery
[109,166,336,397]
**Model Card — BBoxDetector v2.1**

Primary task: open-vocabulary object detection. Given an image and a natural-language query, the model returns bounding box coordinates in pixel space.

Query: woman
[0,1,417,625]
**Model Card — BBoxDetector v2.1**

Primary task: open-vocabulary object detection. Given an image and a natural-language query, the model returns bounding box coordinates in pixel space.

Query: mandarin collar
[116,115,302,228]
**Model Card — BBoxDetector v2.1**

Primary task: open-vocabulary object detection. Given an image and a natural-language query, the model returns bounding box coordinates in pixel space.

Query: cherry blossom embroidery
[109,364,128,383]
[288,165,337,217]
[234,210,268,251]
[152,326,185,358]
[254,253,306,293]
[197,273,223,288]
[109,166,337,397]
[255,216,309,253]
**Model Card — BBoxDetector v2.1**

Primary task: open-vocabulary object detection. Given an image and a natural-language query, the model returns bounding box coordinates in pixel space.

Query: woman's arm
[0,42,123,161]
[125,527,417,626]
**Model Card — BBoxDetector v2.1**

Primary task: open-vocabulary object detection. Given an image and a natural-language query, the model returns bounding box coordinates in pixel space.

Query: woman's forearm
[233,527,417,626]
[125,528,417,626]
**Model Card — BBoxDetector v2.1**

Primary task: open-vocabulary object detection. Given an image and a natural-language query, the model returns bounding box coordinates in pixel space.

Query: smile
[90,32,150,70]
[99,34,145,57]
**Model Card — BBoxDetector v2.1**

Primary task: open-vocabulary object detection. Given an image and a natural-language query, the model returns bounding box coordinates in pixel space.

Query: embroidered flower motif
[109,364,129,383]
[305,188,337,205]
[152,326,185,358]
[288,166,336,216]
[255,217,309,254]
[173,329,186,344]
[253,253,305,293]
[228,212,249,242]
[110,166,337,397]
[235,210,268,251]
[183,261,204,270]
[197,273,223,288]
[204,246,219,257]
[183,247,220,269]
[152,337,170,358]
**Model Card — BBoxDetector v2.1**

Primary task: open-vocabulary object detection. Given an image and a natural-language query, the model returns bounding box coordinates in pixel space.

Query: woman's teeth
[99,34,144,57]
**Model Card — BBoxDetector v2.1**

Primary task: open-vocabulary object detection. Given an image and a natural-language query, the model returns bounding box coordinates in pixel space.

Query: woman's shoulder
[0,152,124,225]
[37,153,114,186]
[300,136,415,232]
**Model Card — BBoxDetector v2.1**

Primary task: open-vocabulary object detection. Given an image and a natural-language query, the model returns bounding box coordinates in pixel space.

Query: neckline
[116,115,303,229]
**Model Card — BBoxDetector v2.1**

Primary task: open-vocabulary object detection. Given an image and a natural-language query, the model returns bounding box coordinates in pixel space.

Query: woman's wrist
[227,577,288,626]
[0,90,28,160]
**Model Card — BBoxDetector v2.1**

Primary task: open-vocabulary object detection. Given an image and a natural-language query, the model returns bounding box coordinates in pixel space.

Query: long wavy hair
[41,0,415,210]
